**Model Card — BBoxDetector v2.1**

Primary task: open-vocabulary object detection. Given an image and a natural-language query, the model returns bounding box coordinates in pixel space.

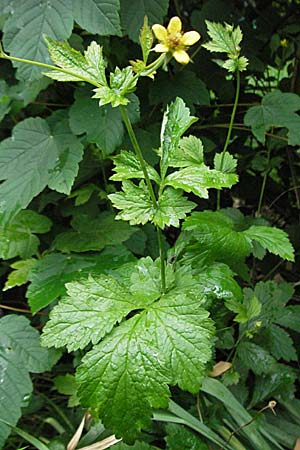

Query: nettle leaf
[44,38,107,85]
[0,210,51,260]
[93,67,137,107]
[27,246,135,314]
[109,181,154,225]
[165,423,209,450]
[0,315,57,448]
[54,212,134,252]
[169,136,204,168]
[4,258,37,291]
[237,342,277,375]
[214,151,237,173]
[110,150,160,183]
[120,0,169,42]
[0,117,83,224]
[160,98,198,178]
[244,91,300,145]
[72,0,121,36]
[42,257,214,441]
[2,0,73,81]
[165,166,238,198]
[203,21,243,55]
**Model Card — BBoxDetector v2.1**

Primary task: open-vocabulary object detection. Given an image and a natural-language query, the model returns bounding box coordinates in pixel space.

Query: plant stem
[216,70,241,210]
[119,105,166,294]
[256,145,271,217]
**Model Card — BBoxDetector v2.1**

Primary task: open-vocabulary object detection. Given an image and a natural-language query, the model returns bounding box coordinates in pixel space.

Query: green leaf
[222,56,248,72]
[203,21,243,55]
[109,181,154,225]
[0,117,83,224]
[276,305,300,332]
[27,246,134,313]
[165,423,209,450]
[4,258,37,291]
[244,91,300,145]
[113,441,155,450]
[110,150,160,183]
[2,0,73,81]
[149,71,210,109]
[0,210,51,260]
[226,292,261,323]
[214,151,237,173]
[44,37,107,85]
[72,0,121,36]
[75,292,213,441]
[169,136,204,168]
[69,89,124,156]
[139,16,153,64]
[160,98,198,178]
[154,188,196,229]
[0,80,11,122]
[165,166,238,198]
[54,212,134,252]
[243,225,294,261]
[54,374,79,407]
[0,315,56,448]
[258,324,297,362]
[0,419,50,450]
[120,0,169,42]
[237,342,277,375]
[93,67,137,107]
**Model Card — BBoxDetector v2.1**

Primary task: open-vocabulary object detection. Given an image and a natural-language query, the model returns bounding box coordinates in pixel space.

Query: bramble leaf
[27,246,135,313]
[0,210,51,260]
[2,0,73,81]
[54,212,134,252]
[72,0,121,36]
[244,91,300,145]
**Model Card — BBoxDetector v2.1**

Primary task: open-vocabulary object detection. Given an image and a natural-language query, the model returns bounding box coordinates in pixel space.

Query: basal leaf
[0,210,51,260]
[120,0,169,42]
[2,0,73,81]
[165,166,238,198]
[244,91,300,145]
[73,0,121,36]
[54,212,134,252]
[27,246,135,313]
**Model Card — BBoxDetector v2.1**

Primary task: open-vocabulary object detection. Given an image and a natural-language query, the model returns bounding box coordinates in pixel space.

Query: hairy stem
[119,105,166,294]
[217,70,241,210]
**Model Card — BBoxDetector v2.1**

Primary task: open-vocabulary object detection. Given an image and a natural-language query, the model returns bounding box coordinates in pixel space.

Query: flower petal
[152,24,168,42]
[167,16,182,34]
[181,31,201,46]
[173,49,190,64]
[153,43,169,53]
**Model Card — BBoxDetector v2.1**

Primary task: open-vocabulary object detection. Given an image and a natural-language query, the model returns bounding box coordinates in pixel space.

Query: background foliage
[0,0,300,449]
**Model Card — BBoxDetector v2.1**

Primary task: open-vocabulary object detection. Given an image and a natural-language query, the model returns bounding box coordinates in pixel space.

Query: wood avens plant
[0,17,294,443]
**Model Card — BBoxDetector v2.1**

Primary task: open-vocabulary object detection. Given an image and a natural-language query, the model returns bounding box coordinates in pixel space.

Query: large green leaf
[42,257,214,441]
[2,0,73,81]
[0,117,83,224]
[120,0,169,42]
[27,246,135,313]
[0,315,57,448]
[244,91,300,145]
[73,0,121,36]
[54,212,134,253]
[0,210,51,259]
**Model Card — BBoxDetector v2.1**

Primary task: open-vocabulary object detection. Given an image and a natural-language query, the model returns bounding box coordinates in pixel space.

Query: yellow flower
[152,16,200,65]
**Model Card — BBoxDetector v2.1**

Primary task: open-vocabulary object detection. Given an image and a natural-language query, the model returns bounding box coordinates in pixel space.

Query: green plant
[0,2,299,449]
